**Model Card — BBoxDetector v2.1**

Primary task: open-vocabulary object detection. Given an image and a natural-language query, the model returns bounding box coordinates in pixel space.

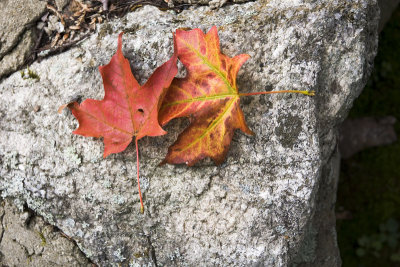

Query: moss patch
[20,68,40,81]
[336,6,400,267]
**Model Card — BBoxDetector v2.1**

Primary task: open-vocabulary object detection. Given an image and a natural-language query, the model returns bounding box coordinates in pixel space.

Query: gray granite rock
[0,0,379,266]
[0,198,91,266]
[0,0,46,79]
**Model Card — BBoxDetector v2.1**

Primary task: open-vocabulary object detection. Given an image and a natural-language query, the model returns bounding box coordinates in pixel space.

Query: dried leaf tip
[306,90,315,96]
[291,90,315,96]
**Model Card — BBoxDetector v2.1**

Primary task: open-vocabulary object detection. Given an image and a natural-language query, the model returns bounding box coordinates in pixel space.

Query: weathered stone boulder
[0,0,379,266]
[0,0,46,79]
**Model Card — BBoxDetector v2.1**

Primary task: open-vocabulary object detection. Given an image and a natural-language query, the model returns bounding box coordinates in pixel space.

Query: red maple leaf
[60,33,177,212]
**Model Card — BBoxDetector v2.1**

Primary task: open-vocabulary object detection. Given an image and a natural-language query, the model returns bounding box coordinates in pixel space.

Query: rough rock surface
[0,198,91,266]
[0,0,379,266]
[0,0,46,79]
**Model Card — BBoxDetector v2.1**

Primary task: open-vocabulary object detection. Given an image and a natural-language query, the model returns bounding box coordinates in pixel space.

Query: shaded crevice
[53,226,98,266]
[0,203,5,243]
[22,203,35,228]
[147,235,158,267]
[0,27,29,61]
[21,203,99,266]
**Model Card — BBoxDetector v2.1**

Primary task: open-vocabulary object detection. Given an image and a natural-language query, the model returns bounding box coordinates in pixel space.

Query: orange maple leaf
[159,26,254,166]
[60,33,177,212]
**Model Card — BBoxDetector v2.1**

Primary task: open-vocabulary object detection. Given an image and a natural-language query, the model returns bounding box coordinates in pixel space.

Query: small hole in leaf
[138,109,144,113]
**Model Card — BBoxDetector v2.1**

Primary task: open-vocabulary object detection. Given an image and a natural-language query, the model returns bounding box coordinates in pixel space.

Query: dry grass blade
[51,32,61,47]
[62,32,70,41]
[69,25,81,30]
[77,13,86,24]
[47,4,65,25]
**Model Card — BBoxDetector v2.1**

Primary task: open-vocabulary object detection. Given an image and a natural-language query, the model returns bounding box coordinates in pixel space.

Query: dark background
[336,5,400,267]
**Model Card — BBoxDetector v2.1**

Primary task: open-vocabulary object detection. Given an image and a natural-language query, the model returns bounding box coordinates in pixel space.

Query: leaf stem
[239,90,315,97]
[135,137,144,214]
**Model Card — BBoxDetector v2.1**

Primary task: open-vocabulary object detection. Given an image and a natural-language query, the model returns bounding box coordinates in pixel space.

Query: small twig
[30,29,45,61]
